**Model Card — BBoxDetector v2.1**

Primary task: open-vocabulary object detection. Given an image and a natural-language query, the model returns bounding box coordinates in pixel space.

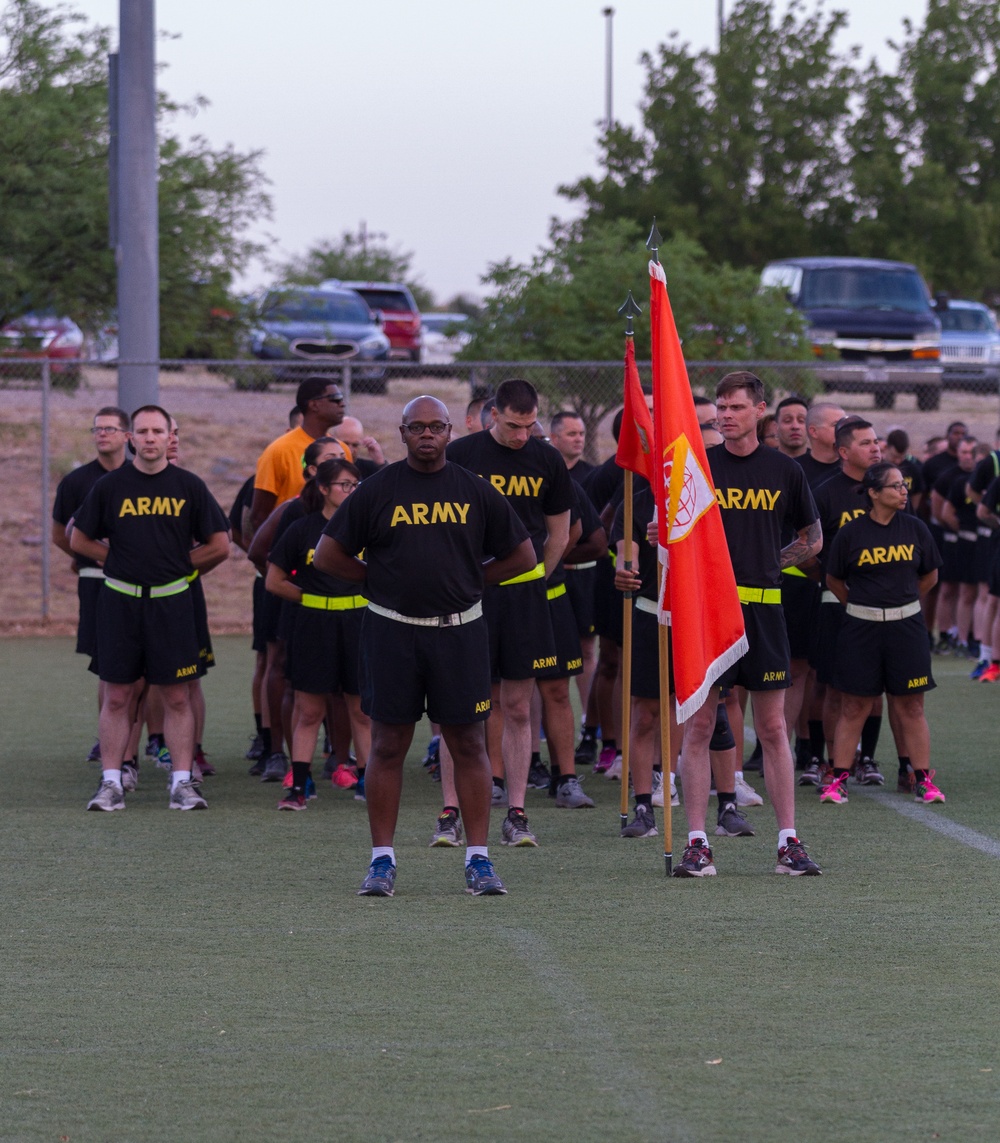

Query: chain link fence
[4,356,998,629]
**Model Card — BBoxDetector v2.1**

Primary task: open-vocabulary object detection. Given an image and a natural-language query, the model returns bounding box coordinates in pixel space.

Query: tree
[0,0,271,356]
[462,218,804,447]
[280,227,434,310]
[560,0,1000,299]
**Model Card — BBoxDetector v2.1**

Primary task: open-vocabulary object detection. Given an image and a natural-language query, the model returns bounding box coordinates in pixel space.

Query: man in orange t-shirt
[248,375,350,539]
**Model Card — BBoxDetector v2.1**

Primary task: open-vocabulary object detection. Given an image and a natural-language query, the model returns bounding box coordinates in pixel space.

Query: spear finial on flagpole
[646,219,663,265]
[618,290,642,337]
[616,289,642,832]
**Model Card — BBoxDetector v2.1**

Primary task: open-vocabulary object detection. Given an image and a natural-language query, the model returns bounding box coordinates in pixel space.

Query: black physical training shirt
[228,475,255,535]
[610,486,658,602]
[813,471,869,573]
[826,511,942,607]
[580,453,623,511]
[73,463,228,585]
[269,510,359,596]
[569,459,595,486]
[53,458,129,570]
[325,460,529,617]
[707,443,817,588]
[942,469,978,532]
[970,451,1000,497]
[923,449,960,491]
[446,432,574,561]
[796,451,842,491]
[897,457,925,498]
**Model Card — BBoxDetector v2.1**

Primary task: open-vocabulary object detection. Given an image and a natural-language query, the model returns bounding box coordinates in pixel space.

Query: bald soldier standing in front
[315,396,535,898]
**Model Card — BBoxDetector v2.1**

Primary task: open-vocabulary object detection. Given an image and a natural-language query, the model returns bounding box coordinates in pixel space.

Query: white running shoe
[735,773,763,807]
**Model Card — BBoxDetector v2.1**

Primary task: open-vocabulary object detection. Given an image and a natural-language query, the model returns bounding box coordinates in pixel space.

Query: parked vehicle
[249,285,390,393]
[327,280,422,362]
[938,299,1000,391]
[421,312,471,365]
[0,312,84,382]
[760,256,943,410]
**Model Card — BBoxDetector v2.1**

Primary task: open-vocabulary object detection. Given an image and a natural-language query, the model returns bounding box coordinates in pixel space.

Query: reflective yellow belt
[736,585,781,605]
[546,584,567,601]
[500,561,545,586]
[781,566,806,578]
[105,576,189,599]
[300,593,368,612]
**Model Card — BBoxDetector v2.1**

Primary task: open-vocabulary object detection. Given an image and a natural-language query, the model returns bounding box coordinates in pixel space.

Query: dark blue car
[250,285,391,393]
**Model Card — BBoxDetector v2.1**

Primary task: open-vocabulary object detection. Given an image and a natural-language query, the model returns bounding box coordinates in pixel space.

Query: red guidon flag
[649,260,747,720]
[615,337,655,483]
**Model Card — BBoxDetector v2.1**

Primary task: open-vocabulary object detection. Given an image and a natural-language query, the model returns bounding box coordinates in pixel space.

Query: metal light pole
[718,0,725,49]
[602,6,614,131]
[116,0,159,410]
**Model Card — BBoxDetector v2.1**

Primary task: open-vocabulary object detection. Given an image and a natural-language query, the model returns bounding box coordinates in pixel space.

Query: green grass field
[2,637,999,1142]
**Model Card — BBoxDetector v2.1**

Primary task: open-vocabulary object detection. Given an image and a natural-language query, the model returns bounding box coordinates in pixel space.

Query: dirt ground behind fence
[3,365,998,633]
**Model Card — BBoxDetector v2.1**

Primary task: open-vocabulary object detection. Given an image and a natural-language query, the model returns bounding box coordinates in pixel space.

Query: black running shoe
[357,856,396,897]
[464,855,507,895]
[775,837,822,876]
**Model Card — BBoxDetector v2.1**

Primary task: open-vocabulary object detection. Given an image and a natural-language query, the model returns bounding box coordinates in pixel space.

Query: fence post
[342,361,352,397]
[41,360,51,624]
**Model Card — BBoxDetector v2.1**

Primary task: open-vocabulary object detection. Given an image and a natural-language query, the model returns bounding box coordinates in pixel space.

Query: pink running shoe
[594,746,616,774]
[819,772,850,804]
[331,763,359,789]
[282,768,293,789]
[914,770,945,804]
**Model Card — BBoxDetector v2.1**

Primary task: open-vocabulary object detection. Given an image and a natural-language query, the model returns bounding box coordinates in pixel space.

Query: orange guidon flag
[648,259,748,721]
[614,337,656,484]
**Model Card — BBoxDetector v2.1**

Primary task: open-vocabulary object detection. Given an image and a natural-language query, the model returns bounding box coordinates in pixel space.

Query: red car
[0,312,85,378]
[330,280,422,362]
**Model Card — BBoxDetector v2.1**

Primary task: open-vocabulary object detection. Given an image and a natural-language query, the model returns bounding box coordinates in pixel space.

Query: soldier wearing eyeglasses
[51,406,131,762]
[315,395,534,897]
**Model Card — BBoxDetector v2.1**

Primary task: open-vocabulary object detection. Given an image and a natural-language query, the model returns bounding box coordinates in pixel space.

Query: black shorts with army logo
[780,569,820,660]
[96,584,201,687]
[810,597,846,685]
[546,585,584,679]
[360,609,492,726]
[484,578,559,682]
[718,598,792,692]
[832,612,935,697]
[564,563,597,639]
[629,601,674,700]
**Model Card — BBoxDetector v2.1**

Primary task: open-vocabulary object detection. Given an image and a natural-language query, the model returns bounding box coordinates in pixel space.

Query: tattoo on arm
[780,519,820,569]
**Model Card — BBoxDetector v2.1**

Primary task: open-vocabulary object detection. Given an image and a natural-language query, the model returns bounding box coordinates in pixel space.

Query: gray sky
[72,0,923,304]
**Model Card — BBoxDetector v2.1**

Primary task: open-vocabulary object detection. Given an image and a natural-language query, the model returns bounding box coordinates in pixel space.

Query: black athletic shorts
[629,602,674,700]
[564,564,597,638]
[190,575,215,676]
[832,612,935,697]
[359,609,492,725]
[780,571,820,660]
[547,586,584,678]
[593,555,623,644]
[286,602,364,695]
[810,598,846,685]
[95,584,200,687]
[940,532,976,585]
[973,527,994,584]
[76,573,103,658]
[484,579,559,682]
[718,600,791,692]
[251,574,267,653]
[988,534,1000,598]
[262,586,283,643]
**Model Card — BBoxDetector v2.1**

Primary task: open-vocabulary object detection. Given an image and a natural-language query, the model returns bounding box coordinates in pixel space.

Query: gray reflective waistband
[845,600,921,622]
[635,597,658,615]
[78,567,105,579]
[367,600,483,627]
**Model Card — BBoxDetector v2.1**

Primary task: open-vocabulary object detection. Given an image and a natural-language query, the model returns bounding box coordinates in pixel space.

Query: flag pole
[647,220,673,877]
[616,290,642,831]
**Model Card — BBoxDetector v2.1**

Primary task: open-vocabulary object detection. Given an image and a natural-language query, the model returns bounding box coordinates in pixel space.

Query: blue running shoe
[464,855,507,895]
[357,856,396,897]
[354,771,366,802]
[155,744,173,771]
[970,658,990,680]
[305,775,317,800]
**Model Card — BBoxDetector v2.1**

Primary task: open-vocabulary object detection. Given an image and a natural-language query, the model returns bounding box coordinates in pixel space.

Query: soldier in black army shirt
[316,395,534,898]
[71,406,230,813]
